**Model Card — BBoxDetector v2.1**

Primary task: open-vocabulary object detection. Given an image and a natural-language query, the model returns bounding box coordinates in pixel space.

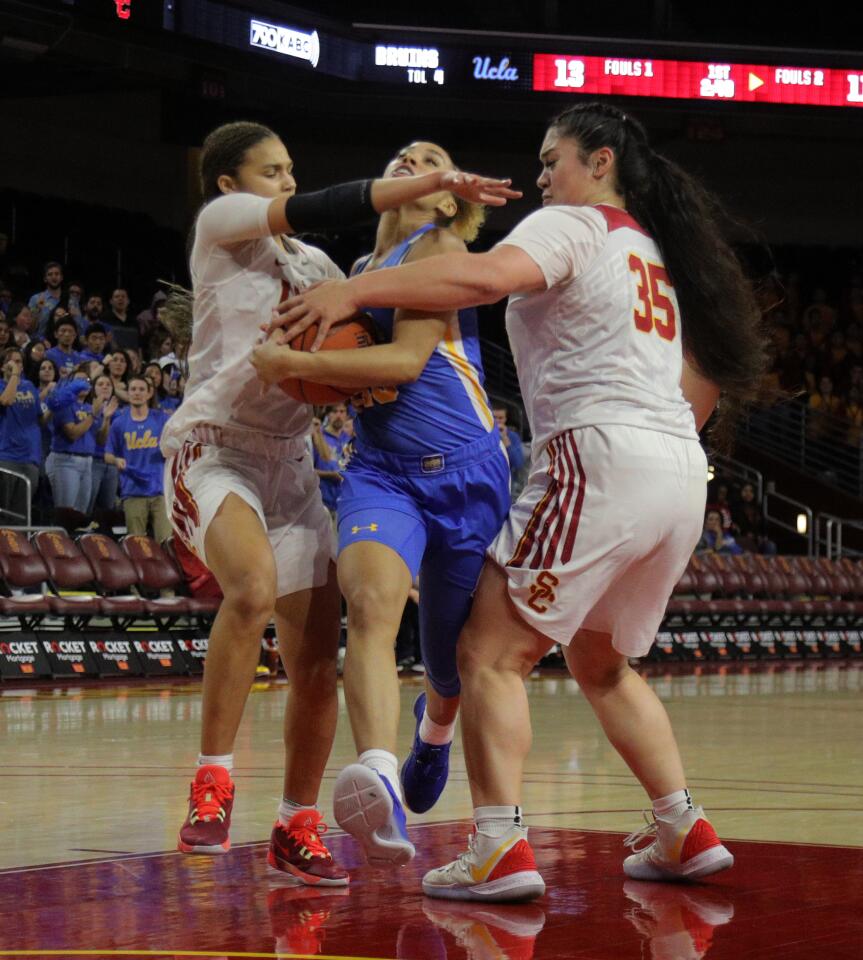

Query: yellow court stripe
[0,952,396,960]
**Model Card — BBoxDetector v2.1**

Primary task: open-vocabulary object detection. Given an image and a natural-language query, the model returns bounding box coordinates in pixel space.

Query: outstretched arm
[271,171,521,236]
[272,245,546,351]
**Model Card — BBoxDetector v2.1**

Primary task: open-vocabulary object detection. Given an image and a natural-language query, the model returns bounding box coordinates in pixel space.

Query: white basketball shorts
[164,425,335,598]
[488,424,707,658]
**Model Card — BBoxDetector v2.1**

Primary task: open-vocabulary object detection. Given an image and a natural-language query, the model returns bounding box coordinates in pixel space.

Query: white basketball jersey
[161,192,344,456]
[498,204,698,452]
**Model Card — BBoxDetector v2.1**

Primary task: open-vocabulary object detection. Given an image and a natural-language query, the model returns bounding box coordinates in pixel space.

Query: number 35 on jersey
[628,253,677,341]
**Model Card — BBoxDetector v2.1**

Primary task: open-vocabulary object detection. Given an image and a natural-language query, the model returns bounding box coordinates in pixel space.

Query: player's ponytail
[159,281,194,348]
[551,102,774,451]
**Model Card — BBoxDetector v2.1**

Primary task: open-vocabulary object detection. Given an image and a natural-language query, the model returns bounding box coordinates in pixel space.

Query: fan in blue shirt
[0,348,45,506]
[45,372,96,512]
[106,375,170,542]
[107,381,169,499]
[46,316,82,378]
[77,323,110,365]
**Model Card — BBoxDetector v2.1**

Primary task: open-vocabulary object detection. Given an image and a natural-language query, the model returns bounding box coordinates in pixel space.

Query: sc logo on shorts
[527,571,560,613]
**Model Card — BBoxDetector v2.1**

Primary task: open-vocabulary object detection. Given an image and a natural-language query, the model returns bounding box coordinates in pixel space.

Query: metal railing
[0,468,32,528]
[740,400,863,498]
[763,484,814,557]
[816,514,863,559]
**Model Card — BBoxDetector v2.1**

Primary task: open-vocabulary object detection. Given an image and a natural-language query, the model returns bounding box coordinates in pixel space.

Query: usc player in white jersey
[275,102,771,900]
[160,120,518,884]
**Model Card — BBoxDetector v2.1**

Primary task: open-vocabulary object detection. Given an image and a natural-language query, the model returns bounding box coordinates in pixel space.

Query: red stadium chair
[32,529,115,628]
[78,533,160,628]
[0,528,53,628]
[121,535,219,624]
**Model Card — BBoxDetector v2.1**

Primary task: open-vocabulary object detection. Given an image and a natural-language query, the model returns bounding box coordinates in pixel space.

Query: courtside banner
[132,633,187,676]
[0,633,52,678]
[38,633,100,677]
[819,630,848,657]
[173,630,209,675]
[86,633,144,677]
[701,631,733,660]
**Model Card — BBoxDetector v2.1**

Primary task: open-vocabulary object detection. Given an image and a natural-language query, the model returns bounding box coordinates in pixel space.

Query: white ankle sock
[475,804,523,838]
[197,753,234,773]
[652,788,694,821]
[278,798,317,827]
[359,749,402,802]
[419,710,456,746]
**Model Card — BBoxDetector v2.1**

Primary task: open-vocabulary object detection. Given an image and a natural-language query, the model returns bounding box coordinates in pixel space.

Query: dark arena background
[0,1,862,958]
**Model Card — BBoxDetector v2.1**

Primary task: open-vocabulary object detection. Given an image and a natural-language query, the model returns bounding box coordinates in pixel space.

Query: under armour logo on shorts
[351,523,379,534]
[527,571,560,613]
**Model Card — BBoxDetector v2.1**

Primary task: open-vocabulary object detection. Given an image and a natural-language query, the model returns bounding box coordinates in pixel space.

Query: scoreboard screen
[533,54,863,109]
[161,0,863,111]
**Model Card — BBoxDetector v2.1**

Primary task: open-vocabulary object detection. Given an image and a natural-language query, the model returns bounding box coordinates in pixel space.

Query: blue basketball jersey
[352,224,495,456]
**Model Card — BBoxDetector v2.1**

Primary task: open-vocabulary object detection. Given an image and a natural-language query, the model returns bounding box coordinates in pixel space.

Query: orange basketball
[278,314,376,405]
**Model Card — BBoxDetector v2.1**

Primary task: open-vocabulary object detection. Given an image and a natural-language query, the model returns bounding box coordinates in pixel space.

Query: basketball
[278,314,376,404]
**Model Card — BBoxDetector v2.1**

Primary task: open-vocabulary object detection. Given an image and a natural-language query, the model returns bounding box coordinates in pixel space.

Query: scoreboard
[52,0,863,110]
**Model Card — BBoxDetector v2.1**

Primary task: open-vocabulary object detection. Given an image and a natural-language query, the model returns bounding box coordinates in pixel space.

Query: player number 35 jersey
[499,203,698,450]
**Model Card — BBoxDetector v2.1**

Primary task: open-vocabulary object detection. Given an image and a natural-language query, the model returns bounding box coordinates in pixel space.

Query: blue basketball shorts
[337,430,511,697]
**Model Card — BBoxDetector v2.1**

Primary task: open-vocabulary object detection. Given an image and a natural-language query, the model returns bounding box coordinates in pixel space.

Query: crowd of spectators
[0,261,185,537]
[764,269,863,447]
[696,476,777,556]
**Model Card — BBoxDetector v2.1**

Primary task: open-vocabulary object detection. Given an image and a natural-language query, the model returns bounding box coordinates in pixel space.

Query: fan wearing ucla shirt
[252,141,513,868]
[105,375,171,542]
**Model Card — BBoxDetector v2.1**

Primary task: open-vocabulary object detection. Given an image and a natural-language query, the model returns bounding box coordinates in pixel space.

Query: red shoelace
[282,812,332,860]
[190,779,232,823]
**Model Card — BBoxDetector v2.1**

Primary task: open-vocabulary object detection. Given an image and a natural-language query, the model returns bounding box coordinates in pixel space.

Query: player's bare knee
[344,582,401,635]
[569,650,630,694]
[223,573,276,626]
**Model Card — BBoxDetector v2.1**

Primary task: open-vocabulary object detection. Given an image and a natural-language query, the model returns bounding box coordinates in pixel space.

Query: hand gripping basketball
[278,313,376,405]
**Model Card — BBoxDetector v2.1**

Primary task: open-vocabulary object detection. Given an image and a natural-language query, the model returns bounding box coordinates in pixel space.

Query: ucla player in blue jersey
[252,141,512,865]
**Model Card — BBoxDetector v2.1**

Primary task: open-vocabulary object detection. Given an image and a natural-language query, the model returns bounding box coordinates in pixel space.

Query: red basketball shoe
[177,764,234,854]
[267,809,350,886]
[422,825,545,902]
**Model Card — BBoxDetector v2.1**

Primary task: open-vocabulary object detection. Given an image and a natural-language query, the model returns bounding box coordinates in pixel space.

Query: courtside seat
[122,535,218,622]
[78,533,151,625]
[0,529,55,627]
[700,553,747,597]
[748,555,791,598]
[837,558,863,599]
[32,530,111,623]
[687,555,722,596]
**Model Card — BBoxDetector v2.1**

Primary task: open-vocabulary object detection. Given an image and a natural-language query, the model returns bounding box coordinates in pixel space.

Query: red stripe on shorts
[560,436,586,564]
[507,437,561,568]
[528,434,572,570]
[170,441,203,541]
[539,431,580,569]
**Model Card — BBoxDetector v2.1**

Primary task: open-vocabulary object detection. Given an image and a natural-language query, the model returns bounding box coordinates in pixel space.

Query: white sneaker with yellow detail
[623,807,733,881]
[422,824,545,902]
